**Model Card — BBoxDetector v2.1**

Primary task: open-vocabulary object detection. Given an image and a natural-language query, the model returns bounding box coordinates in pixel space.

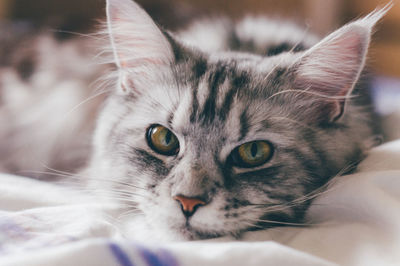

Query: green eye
[146,125,180,156]
[231,141,273,168]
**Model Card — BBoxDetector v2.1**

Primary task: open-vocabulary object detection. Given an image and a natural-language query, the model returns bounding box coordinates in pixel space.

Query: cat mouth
[175,221,225,240]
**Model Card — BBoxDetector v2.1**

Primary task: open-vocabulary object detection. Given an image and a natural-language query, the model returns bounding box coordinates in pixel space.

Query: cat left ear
[106,0,174,69]
[293,5,391,124]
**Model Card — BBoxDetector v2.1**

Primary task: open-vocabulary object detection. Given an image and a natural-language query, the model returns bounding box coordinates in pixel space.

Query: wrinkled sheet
[0,138,400,266]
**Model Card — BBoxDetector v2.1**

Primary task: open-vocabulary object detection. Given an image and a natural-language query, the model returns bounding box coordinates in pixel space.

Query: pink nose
[173,195,206,217]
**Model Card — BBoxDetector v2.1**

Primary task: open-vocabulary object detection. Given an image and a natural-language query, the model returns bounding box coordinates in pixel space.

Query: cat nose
[173,195,206,218]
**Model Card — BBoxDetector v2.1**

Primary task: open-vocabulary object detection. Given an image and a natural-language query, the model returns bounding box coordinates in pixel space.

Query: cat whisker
[287,27,312,54]
[89,77,114,94]
[240,220,264,230]
[116,209,143,220]
[248,160,361,214]
[80,188,148,202]
[269,116,319,132]
[48,184,148,200]
[40,165,149,190]
[90,78,115,96]
[245,217,315,227]
[62,88,111,118]
[17,169,80,181]
[250,187,332,213]
[49,29,108,41]
[261,48,295,84]
[261,29,310,84]
[248,187,333,213]
[99,212,128,230]
[108,189,148,198]
[105,195,146,202]
[99,189,144,197]
[266,89,355,102]
[19,169,149,193]
[81,187,148,199]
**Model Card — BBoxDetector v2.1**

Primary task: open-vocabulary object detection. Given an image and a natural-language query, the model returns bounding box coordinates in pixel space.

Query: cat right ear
[106,0,174,91]
[292,5,391,124]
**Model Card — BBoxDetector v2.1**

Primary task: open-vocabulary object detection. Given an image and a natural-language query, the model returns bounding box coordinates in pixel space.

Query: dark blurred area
[0,0,400,76]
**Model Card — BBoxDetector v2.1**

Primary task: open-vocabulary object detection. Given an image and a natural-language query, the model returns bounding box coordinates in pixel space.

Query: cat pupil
[165,130,171,145]
[251,143,258,157]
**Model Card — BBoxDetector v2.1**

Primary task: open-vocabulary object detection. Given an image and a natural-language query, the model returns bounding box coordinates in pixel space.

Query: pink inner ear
[296,24,368,97]
[293,24,370,124]
[118,52,169,68]
[331,30,364,60]
[107,0,174,69]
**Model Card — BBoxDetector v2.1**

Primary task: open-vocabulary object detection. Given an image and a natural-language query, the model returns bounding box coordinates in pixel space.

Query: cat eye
[146,124,180,156]
[231,141,273,168]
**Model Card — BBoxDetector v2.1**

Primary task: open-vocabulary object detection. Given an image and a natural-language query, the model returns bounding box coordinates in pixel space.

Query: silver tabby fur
[0,0,389,241]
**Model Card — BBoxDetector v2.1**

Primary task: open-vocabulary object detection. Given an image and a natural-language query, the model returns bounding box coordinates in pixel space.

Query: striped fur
[83,0,390,241]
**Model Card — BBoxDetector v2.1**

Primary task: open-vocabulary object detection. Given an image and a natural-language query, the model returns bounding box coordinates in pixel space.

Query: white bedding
[1,82,400,266]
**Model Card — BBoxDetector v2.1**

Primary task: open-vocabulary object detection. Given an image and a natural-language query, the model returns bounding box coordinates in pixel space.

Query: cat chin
[119,215,227,242]
[119,217,193,242]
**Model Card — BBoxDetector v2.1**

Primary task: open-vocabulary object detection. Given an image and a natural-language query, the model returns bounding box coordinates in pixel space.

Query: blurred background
[0,0,399,77]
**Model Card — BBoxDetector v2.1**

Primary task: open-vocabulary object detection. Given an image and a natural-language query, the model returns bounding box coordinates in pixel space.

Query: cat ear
[293,5,391,124]
[106,0,173,68]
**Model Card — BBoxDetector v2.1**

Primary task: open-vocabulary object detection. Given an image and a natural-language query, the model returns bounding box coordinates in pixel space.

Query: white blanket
[1,137,400,266]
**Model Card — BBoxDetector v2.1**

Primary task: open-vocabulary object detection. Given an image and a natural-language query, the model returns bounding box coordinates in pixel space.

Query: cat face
[92,54,320,240]
[87,0,385,240]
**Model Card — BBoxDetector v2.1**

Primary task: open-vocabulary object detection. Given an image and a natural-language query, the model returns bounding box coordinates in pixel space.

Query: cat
[85,0,388,241]
[0,0,389,241]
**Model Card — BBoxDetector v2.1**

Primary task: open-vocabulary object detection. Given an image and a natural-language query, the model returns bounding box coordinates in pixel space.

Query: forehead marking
[219,70,250,120]
[199,63,227,124]
[239,109,249,141]
[189,58,208,123]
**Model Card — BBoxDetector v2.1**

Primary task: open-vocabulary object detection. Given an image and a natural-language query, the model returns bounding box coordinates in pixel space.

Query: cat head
[88,0,389,240]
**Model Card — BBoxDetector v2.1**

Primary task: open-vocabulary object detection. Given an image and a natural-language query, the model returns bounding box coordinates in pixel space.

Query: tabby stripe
[280,148,319,180]
[275,67,287,79]
[163,31,186,62]
[219,86,239,120]
[192,58,208,79]
[190,84,199,123]
[300,127,343,185]
[266,42,306,56]
[238,109,249,141]
[130,148,170,177]
[302,129,330,176]
[167,105,177,128]
[263,188,295,203]
[219,71,249,120]
[189,59,208,123]
[200,64,227,123]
